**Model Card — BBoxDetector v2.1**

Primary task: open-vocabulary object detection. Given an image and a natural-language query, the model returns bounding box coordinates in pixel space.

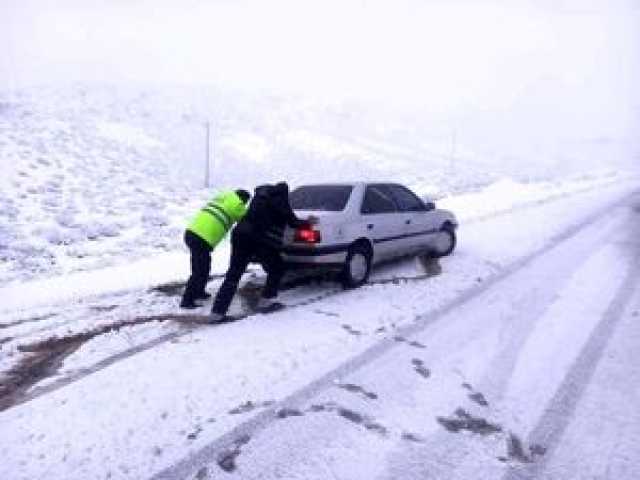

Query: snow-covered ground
[1,83,640,480]
[2,0,640,475]
[0,173,638,479]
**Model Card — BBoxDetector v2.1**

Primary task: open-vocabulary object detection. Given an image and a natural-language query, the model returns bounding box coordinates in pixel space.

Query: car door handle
[367,224,374,230]
[405,219,412,225]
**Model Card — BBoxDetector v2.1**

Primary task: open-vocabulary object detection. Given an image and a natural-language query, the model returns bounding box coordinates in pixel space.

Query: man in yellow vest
[181,189,251,309]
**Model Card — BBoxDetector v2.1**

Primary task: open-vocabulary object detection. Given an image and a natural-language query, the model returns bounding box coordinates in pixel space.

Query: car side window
[361,186,398,214]
[386,184,426,212]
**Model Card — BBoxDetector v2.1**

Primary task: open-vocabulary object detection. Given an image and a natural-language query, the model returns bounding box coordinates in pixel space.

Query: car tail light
[294,227,321,244]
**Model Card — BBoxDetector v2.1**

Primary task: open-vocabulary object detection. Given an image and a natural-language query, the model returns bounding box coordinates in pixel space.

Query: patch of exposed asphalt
[216,434,252,473]
[411,358,431,379]
[17,315,174,353]
[436,408,502,435]
[336,382,379,400]
[0,337,83,411]
[0,313,194,410]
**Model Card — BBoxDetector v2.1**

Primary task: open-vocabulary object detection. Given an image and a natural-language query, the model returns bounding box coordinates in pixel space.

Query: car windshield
[290,185,353,211]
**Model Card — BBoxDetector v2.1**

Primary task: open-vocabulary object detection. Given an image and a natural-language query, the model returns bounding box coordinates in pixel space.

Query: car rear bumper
[282,243,349,266]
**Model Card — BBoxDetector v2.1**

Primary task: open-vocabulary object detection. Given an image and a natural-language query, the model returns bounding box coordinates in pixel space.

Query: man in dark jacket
[209,182,313,322]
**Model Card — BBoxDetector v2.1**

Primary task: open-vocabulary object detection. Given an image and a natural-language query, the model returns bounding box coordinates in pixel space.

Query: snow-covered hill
[0,84,632,285]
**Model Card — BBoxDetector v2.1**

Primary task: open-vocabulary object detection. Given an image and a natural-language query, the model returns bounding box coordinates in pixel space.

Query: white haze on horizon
[1,0,639,171]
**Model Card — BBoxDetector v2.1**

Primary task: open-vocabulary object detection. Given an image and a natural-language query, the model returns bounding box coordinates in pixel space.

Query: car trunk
[283,210,345,247]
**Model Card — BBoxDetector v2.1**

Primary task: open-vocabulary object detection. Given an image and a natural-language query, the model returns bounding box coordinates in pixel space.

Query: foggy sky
[1,0,639,144]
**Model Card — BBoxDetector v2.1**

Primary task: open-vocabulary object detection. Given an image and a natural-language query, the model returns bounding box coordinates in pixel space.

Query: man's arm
[283,200,308,228]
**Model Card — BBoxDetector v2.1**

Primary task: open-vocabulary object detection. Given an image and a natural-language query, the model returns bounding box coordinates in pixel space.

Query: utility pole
[449,129,457,172]
[204,120,211,188]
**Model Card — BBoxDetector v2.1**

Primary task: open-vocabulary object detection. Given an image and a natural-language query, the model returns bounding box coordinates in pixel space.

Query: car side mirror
[424,201,435,211]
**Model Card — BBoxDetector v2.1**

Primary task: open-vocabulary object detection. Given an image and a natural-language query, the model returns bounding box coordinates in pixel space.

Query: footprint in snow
[216,434,251,473]
[313,309,340,318]
[411,359,431,379]
[228,400,275,415]
[336,383,379,400]
[436,408,502,436]
[195,467,209,479]
[497,433,547,464]
[461,382,490,407]
[187,425,203,441]
[342,324,363,336]
[276,408,304,419]
[401,432,425,443]
[394,336,427,349]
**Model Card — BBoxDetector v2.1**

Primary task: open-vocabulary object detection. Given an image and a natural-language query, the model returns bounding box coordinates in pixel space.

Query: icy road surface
[1,180,639,480]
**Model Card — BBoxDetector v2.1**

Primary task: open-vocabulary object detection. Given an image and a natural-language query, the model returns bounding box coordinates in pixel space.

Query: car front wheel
[432,225,457,257]
[341,244,372,289]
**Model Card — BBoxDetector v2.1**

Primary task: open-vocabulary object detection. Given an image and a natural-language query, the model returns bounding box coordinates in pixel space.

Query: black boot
[180,298,201,309]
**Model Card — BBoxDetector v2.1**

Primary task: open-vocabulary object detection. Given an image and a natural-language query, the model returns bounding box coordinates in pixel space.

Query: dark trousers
[182,230,213,304]
[212,227,285,315]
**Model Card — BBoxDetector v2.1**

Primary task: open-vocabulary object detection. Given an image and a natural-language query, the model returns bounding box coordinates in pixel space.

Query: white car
[282,182,458,288]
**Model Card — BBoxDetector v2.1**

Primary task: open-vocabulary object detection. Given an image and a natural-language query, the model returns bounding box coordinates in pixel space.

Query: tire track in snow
[501,226,640,479]
[1,268,449,411]
[148,191,640,480]
[378,206,633,479]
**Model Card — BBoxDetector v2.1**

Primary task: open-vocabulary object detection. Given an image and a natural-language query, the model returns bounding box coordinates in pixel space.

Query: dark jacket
[235,183,307,248]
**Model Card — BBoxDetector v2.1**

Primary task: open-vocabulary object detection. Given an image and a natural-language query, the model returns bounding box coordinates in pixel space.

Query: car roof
[293,182,361,187]
[293,181,402,188]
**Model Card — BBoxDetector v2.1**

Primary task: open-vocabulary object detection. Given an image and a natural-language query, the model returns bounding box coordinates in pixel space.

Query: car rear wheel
[341,244,372,289]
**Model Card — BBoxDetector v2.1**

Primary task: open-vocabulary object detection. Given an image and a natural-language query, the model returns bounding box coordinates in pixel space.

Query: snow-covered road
[1,180,639,480]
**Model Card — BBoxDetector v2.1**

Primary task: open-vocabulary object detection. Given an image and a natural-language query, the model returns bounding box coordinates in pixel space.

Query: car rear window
[290,185,353,211]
